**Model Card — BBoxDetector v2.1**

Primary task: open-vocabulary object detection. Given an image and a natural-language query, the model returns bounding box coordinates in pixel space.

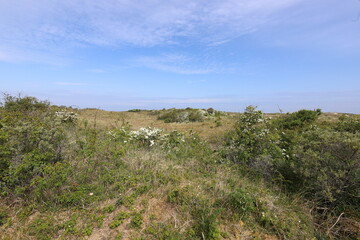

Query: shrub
[207,108,215,114]
[0,209,8,226]
[0,96,68,198]
[277,109,322,129]
[191,203,221,240]
[130,127,163,146]
[335,115,360,133]
[225,188,256,219]
[222,106,282,165]
[55,110,78,123]
[130,212,143,229]
[1,94,50,113]
[158,108,205,123]
[128,109,142,112]
[285,128,360,210]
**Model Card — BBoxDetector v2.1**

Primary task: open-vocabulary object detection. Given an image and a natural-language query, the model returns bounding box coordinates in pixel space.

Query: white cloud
[1,0,358,64]
[0,0,303,51]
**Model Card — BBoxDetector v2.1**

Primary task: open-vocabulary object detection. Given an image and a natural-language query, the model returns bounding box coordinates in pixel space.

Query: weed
[82,225,93,236]
[225,188,256,219]
[28,216,57,240]
[146,223,182,240]
[130,211,143,229]
[109,210,130,228]
[0,209,8,226]
[103,204,116,213]
[62,216,77,234]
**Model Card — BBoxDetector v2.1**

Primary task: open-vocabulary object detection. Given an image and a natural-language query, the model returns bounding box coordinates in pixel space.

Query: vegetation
[0,95,359,239]
[156,108,220,123]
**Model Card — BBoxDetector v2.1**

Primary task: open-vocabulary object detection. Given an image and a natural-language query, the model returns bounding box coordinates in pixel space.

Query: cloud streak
[0,0,303,51]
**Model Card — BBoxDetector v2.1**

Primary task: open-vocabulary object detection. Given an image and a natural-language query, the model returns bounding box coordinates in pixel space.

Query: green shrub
[0,209,8,226]
[130,212,143,229]
[225,188,256,219]
[1,94,50,113]
[81,225,93,236]
[191,203,221,240]
[222,106,282,165]
[0,96,69,199]
[335,115,360,133]
[103,204,115,213]
[277,109,321,129]
[128,109,142,112]
[287,128,360,210]
[158,108,205,123]
[62,216,77,234]
[109,211,130,229]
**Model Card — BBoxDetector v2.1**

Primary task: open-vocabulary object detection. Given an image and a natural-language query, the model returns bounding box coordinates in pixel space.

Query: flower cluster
[129,127,163,146]
[107,126,187,147]
[55,110,77,123]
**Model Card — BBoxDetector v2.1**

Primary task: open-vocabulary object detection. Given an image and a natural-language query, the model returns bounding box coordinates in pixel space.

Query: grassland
[0,96,359,240]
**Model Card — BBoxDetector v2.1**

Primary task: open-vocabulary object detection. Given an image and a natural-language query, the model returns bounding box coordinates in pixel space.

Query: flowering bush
[157,108,206,123]
[130,127,163,146]
[160,130,185,150]
[222,106,282,166]
[55,110,78,123]
[107,126,186,148]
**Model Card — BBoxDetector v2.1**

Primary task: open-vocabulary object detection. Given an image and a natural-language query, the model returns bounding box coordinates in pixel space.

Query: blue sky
[1,0,360,113]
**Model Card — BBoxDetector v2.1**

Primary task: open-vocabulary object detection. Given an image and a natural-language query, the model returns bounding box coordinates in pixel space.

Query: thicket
[0,95,68,199]
[222,106,359,238]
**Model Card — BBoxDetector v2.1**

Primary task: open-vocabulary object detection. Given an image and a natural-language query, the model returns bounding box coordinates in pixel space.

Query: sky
[0,0,360,113]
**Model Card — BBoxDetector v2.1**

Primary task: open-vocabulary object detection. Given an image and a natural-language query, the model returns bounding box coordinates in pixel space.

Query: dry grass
[77,109,347,143]
[77,109,241,141]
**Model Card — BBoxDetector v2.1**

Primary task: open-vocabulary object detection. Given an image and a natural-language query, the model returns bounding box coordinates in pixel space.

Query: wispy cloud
[0,0,303,54]
[1,0,358,64]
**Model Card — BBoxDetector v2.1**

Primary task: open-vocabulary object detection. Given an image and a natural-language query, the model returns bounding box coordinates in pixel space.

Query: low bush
[128,109,142,112]
[157,108,206,123]
[276,109,322,129]
[0,95,69,198]
[2,94,50,113]
[221,106,360,239]
[335,115,360,133]
[285,128,359,210]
